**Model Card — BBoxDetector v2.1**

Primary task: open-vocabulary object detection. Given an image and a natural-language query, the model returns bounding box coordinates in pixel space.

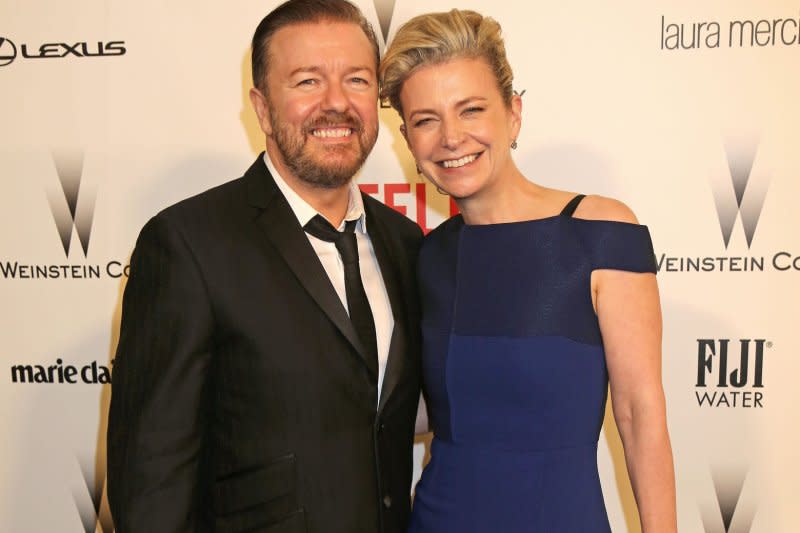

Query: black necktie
[304,215,378,376]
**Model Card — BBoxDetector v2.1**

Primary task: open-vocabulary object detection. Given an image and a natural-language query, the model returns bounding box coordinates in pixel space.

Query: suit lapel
[364,197,410,414]
[245,156,373,376]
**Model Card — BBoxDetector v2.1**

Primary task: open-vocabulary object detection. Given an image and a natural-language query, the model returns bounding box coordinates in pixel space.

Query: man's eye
[464,106,484,114]
[297,79,318,86]
[350,77,369,85]
[413,118,432,127]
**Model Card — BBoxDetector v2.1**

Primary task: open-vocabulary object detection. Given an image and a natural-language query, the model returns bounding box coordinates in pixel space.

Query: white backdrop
[1,1,798,531]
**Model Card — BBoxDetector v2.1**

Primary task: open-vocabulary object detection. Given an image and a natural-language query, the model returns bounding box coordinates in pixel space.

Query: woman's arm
[596,268,676,533]
[580,195,677,533]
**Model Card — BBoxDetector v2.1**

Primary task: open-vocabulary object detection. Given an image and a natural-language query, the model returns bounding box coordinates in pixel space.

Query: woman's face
[399,57,521,201]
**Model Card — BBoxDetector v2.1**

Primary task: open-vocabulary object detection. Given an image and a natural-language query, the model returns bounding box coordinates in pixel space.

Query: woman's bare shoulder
[572,194,639,224]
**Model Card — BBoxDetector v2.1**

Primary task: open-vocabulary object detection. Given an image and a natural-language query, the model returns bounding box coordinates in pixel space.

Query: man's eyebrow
[287,65,375,77]
[344,65,375,74]
[289,66,323,77]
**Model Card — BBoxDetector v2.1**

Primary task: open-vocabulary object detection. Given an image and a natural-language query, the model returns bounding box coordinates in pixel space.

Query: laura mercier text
[660,12,800,50]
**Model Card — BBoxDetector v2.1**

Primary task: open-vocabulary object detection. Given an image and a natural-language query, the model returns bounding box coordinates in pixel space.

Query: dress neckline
[455,214,649,230]
[457,213,564,228]
[458,193,586,228]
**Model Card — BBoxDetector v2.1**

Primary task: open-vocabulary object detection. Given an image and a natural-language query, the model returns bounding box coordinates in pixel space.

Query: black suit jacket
[107,155,423,533]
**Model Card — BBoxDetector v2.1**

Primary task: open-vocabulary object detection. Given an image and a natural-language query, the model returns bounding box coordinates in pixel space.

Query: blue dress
[409,206,657,532]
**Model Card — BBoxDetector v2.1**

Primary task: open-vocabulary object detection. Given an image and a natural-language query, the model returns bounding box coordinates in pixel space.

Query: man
[107,1,423,532]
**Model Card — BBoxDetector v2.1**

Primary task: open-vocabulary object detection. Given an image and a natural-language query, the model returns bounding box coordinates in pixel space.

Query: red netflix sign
[360,182,458,234]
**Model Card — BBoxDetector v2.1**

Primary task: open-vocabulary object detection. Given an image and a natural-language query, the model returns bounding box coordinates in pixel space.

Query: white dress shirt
[263,152,394,402]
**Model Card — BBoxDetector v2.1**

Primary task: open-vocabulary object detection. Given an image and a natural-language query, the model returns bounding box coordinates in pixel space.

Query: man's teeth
[312,128,352,138]
[442,154,478,168]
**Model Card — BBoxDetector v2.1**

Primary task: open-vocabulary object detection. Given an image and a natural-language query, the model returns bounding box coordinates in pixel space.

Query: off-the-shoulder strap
[583,222,657,273]
[559,194,586,217]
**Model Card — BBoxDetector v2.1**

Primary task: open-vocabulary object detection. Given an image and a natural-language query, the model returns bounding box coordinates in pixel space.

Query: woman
[380,9,677,533]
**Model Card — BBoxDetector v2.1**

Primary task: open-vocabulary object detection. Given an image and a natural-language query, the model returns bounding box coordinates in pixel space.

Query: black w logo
[700,467,755,533]
[711,140,769,249]
[73,454,114,533]
[47,152,96,257]
[372,0,397,44]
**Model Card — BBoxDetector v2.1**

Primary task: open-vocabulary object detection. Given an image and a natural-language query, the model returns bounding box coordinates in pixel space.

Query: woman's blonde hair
[379,9,514,117]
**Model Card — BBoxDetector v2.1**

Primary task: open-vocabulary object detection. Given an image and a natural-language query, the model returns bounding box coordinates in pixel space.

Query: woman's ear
[400,123,413,151]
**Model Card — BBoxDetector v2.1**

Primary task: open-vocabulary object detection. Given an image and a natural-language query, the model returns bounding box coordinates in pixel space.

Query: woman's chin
[435,180,482,202]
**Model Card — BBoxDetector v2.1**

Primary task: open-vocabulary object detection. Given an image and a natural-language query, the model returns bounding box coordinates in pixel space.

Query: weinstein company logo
[658,140,800,273]
[374,0,397,109]
[700,468,755,533]
[73,454,114,533]
[48,151,95,258]
[0,152,130,280]
[373,0,396,45]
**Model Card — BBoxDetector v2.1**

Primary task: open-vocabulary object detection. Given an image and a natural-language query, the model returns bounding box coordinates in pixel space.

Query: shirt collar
[263,151,367,233]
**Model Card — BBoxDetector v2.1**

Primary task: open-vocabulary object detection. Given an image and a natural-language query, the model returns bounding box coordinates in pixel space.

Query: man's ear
[249,87,273,136]
[400,123,408,145]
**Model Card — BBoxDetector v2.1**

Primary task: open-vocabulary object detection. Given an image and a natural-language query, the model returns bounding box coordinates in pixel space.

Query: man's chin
[307,150,365,175]
[293,157,363,189]
[299,169,358,190]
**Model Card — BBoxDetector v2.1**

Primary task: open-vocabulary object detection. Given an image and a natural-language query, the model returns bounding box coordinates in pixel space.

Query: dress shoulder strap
[559,194,586,217]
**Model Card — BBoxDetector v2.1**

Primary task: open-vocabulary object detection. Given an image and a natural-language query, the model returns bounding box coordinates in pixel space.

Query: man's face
[253,21,379,189]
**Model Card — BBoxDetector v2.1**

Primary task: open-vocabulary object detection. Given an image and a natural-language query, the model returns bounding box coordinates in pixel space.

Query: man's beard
[270,108,378,189]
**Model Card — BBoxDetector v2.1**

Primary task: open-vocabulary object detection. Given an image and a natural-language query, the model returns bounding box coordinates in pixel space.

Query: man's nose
[321,81,349,113]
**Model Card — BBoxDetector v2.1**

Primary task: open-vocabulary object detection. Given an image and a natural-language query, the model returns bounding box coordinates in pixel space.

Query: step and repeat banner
[1,0,798,531]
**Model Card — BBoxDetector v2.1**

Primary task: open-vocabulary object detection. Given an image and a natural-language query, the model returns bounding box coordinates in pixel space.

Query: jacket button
[383,495,392,508]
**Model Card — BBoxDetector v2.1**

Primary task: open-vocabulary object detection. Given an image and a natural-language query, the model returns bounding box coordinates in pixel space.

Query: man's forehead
[270,21,374,62]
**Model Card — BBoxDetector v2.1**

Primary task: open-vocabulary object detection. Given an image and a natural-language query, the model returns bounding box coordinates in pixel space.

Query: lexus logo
[0,36,17,67]
[711,140,769,249]
[0,36,125,66]
[47,151,96,257]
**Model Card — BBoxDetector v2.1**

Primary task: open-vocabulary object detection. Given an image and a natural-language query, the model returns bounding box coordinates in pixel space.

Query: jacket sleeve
[107,213,214,532]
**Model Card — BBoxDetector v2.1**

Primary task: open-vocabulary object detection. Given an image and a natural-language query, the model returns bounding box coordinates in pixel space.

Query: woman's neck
[457,168,548,225]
